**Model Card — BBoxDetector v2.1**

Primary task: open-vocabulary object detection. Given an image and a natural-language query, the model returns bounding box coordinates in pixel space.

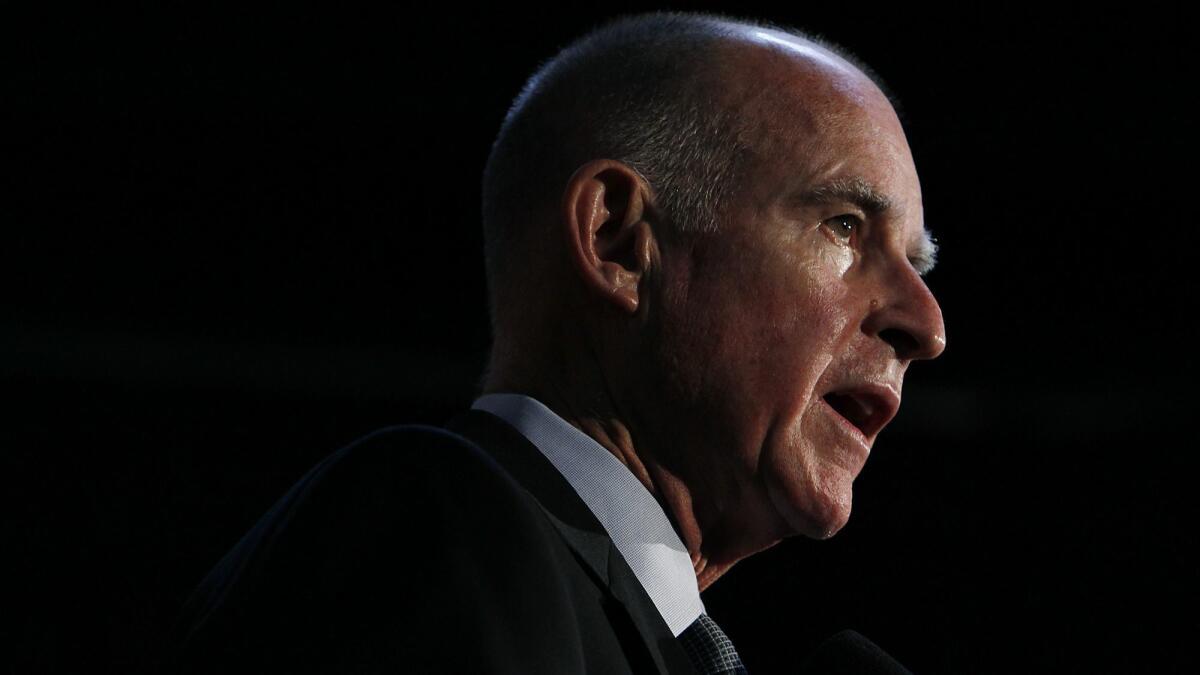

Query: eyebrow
[793,176,894,215]
[909,232,939,276]
[795,176,939,275]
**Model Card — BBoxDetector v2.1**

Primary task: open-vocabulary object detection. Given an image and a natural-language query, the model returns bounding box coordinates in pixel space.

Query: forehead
[718,29,907,158]
[715,31,925,232]
[740,28,867,89]
[718,28,882,106]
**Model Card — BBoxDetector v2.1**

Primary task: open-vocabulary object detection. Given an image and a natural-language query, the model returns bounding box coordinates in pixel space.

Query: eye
[821,214,860,242]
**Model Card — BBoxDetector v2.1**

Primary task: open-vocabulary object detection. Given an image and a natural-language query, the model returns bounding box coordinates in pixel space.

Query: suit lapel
[446,409,696,675]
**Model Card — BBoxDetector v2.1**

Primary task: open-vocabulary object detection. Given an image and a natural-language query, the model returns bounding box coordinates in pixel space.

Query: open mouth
[823,392,873,437]
[820,386,899,441]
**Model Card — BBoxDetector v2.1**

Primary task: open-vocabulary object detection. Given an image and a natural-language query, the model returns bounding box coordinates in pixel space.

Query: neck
[483,344,735,592]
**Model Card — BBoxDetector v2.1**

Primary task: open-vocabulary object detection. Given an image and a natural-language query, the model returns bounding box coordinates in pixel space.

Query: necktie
[678,613,749,674]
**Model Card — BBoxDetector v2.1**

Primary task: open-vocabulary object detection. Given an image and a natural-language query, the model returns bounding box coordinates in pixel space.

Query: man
[173,11,945,674]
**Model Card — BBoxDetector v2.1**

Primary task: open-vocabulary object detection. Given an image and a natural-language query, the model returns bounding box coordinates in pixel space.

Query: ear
[561,159,656,314]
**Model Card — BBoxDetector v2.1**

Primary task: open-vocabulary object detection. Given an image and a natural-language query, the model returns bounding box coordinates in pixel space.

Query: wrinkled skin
[626,30,947,587]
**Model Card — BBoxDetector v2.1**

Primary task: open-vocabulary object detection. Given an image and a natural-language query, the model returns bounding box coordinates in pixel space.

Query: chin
[765,469,854,540]
[809,506,851,540]
[801,492,853,540]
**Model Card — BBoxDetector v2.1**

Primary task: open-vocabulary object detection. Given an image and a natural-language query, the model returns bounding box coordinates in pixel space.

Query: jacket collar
[446,409,697,675]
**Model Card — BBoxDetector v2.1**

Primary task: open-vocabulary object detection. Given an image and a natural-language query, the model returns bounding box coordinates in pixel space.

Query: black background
[6,3,1196,673]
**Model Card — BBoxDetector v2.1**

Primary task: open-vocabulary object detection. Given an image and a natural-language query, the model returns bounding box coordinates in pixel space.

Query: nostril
[879,327,921,360]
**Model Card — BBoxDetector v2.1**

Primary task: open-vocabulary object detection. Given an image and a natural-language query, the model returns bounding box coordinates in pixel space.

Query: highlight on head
[478,11,896,353]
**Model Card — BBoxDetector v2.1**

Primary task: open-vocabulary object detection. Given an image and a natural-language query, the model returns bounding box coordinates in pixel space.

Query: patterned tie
[678,613,749,674]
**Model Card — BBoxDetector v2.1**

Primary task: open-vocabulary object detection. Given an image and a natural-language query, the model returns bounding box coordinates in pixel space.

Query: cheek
[765,259,853,386]
[681,250,855,428]
[815,240,855,278]
[755,261,860,538]
[654,237,855,436]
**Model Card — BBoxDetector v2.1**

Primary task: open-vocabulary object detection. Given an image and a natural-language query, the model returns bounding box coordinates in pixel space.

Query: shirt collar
[471,393,705,636]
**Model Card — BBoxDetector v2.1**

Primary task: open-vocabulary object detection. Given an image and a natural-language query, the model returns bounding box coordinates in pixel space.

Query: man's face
[644,41,945,553]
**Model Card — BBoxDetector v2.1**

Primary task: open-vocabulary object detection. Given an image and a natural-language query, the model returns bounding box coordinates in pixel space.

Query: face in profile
[645,37,946,555]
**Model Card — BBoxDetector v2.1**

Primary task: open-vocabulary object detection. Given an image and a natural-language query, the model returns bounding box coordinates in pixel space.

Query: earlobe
[561,160,655,314]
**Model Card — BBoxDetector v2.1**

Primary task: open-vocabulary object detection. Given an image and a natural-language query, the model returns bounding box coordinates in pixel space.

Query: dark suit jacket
[172,409,699,674]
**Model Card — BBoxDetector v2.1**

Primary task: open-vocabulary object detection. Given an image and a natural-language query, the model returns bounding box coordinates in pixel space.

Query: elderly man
[174,11,944,675]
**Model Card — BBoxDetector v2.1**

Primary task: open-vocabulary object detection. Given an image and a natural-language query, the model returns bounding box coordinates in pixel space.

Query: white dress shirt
[471,393,706,637]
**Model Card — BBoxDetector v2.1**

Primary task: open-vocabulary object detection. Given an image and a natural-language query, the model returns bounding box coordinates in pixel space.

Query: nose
[862,262,946,362]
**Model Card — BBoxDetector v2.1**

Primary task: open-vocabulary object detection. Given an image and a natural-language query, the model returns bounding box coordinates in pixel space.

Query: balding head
[480,12,892,377]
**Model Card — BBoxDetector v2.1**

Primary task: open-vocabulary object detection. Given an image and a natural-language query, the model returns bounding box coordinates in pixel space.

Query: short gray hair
[483,14,748,252]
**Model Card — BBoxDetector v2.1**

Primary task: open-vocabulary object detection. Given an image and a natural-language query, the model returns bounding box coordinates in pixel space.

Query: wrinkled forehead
[715,26,898,133]
[710,28,925,229]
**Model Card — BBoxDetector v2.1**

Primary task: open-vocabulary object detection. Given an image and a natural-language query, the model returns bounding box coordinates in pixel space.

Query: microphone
[799,630,914,674]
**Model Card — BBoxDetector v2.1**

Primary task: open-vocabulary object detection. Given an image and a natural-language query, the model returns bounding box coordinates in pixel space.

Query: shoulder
[175,424,586,673]
[204,424,553,581]
[304,423,519,496]
[295,424,567,579]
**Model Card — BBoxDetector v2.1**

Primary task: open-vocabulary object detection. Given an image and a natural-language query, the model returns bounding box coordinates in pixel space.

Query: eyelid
[819,212,865,242]
[824,207,867,221]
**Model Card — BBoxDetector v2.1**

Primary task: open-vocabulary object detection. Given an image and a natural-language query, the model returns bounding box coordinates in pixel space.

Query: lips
[820,383,901,443]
